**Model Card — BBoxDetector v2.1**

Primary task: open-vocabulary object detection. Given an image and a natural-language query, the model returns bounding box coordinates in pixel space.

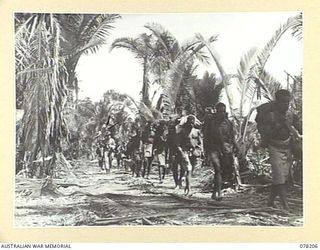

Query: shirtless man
[205,103,238,201]
[141,121,155,179]
[176,115,202,195]
[255,89,301,210]
[153,120,168,183]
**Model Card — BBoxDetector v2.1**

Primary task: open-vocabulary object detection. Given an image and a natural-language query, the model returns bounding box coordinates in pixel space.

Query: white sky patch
[76,12,302,103]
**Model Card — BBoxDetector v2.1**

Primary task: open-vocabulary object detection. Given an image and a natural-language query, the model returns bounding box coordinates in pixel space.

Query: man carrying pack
[141,121,155,179]
[176,115,202,195]
[104,132,116,173]
[153,120,168,184]
[255,89,302,211]
[126,129,143,177]
[206,103,238,201]
[167,115,183,189]
[202,107,215,167]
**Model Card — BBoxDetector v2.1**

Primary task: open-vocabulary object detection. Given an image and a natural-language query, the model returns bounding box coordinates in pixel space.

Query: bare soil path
[15,159,303,227]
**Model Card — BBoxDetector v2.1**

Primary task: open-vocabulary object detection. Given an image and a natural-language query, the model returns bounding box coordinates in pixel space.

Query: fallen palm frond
[90,212,177,226]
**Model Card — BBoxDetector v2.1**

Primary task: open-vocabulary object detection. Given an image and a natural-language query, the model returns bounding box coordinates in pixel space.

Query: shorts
[268,144,293,185]
[153,151,166,166]
[144,144,153,158]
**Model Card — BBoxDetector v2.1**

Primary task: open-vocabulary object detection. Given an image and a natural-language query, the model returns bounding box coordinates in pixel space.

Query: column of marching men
[95,102,239,200]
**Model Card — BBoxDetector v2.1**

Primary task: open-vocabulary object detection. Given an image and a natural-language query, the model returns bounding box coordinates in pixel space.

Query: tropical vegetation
[15,13,302,182]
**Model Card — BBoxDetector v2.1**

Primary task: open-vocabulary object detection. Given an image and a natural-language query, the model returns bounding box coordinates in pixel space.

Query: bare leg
[158,165,163,183]
[99,159,104,170]
[146,157,152,178]
[142,160,147,178]
[278,183,290,211]
[172,160,179,187]
[268,185,278,207]
[190,156,195,177]
[179,167,185,188]
[162,166,166,180]
[136,160,141,177]
[210,151,222,201]
[185,170,191,195]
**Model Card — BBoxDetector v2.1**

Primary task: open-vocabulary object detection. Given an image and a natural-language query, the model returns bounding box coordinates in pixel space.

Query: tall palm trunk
[142,56,151,107]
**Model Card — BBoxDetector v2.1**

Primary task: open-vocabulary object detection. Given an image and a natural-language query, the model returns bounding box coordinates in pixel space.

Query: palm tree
[175,64,198,115]
[144,23,215,116]
[15,13,120,177]
[291,12,302,41]
[15,14,68,176]
[58,14,121,101]
[110,33,154,107]
[237,14,301,142]
[193,71,223,120]
[195,33,239,117]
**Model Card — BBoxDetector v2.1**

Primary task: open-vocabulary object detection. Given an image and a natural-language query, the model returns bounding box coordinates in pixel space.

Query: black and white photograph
[14,12,303,227]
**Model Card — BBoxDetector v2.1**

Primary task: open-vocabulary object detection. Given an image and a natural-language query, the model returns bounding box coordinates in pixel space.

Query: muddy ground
[15,159,303,227]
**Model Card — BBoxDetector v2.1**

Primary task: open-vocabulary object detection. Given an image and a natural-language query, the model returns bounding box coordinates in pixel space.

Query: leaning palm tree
[238,14,301,142]
[195,33,236,116]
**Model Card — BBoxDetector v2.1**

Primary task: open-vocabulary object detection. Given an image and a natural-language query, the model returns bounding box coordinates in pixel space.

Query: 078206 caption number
[300,244,319,248]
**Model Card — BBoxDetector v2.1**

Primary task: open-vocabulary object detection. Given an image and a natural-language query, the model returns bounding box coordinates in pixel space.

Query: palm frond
[79,14,120,55]
[144,23,179,61]
[236,47,259,117]
[161,51,191,112]
[244,15,299,104]
[252,15,299,76]
[291,12,303,41]
[110,37,150,61]
[16,13,68,176]
[158,34,215,114]
[125,94,158,121]
[181,35,218,65]
[195,33,235,115]
[259,70,282,100]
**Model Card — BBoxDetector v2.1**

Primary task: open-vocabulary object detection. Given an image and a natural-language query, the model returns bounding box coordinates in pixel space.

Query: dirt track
[15,159,303,227]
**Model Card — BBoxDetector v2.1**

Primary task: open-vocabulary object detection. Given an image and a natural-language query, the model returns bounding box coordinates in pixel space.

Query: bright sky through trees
[76,12,302,102]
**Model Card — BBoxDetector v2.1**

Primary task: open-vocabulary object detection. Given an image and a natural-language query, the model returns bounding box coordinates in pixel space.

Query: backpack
[255,102,276,147]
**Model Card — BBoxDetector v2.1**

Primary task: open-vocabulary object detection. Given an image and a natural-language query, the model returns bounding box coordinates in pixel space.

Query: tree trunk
[141,57,150,107]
